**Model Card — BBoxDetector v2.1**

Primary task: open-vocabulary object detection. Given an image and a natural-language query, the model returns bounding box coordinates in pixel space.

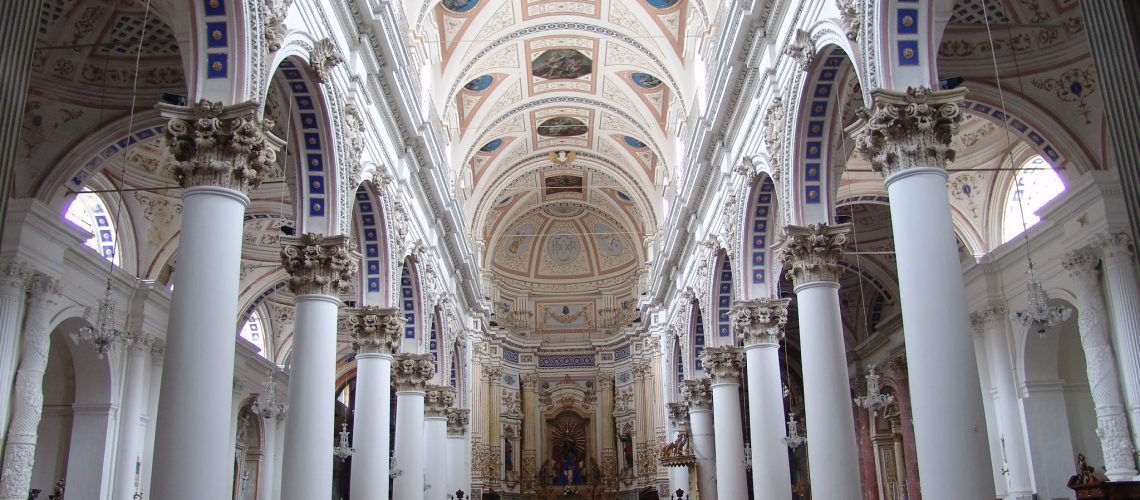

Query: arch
[790,44,864,224]
[352,182,392,306]
[263,56,340,236]
[711,250,734,346]
[672,336,683,401]
[399,259,423,353]
[429,305,443,381]
[998,154,1066,245]
[689,298,706,376]
[742,173,779,300]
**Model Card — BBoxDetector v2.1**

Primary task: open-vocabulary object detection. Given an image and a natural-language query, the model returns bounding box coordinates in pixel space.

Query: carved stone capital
[158,100,280,193]
[855,87,967,178]
[520,373,540,392]
[698,347,744,385]
[424,384,456,418]
[680,379,712,411]
[0,260,30,293]
[777,223,850,286]
[281,233,357,296]
[1093,232,1134,262]
[597,372,615,386]
[309,38,343,83]
[446,408,470,436]
[632,361,651,380]
[392,353,436,392]
[25,274,61,304]
[1062,247,1101,277]
[667,402,690,428]
[969,302,1008,332]
[730,298,790,346]
[344,306,404,355]
[484,364,502,381]
[262,0,293,52]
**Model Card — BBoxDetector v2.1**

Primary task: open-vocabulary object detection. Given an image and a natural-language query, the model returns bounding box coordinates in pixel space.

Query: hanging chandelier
[1012,274,1071,337]
[334,422,354,461]
[250,368,288,420]
[75,279,126,358]
[783,412,806,449]
[853,365,894,416]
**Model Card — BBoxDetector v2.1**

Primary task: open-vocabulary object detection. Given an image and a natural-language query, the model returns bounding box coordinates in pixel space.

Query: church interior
[0,0,1138,498]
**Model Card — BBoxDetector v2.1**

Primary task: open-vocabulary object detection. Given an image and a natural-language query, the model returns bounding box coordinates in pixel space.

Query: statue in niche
[550,414,588,485]
[621,434,634,468]
[504,438,514,471]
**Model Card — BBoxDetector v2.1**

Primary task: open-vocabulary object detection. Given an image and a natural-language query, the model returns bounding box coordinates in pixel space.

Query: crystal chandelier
[1013,275,1071,337]
[853,365,894,416]
[333,422,354,461]
[75,279,126,358]
[250,368,287,420]
[783,412,805,449]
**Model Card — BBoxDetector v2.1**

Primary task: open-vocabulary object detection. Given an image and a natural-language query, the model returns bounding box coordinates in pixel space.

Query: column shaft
[688,410,717,500]
[447,434,465,497]
[113,341,151,500]
[794,282,861,498]
[394,391,426,499]
[280,295,339,500]
[710,382,746,499]
[973,305,1034,496]
[424,417,447,499]
[0,262,27,448]
[0,276,57,500]
[258,418,278,500]
[1097,234,1140,453]
[350,353,393,499]
[1064,248,1138,479]
[151,187,248,499]
[745,345,791,500]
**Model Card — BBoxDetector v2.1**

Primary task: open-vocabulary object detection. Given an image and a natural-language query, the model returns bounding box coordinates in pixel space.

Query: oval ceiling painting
[623,136,646,148]
[630,72,663,89]
[464,74,493,91]
[480,138,503,152]
[531,49,593,80]
[537,117,588,137]
[441,0,479,13]
[644,0,679,8]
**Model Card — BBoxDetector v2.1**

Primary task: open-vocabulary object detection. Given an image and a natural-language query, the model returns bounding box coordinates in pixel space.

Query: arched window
[64,188,120,265]
[1002,155,1065,243]
[239,309,268,358]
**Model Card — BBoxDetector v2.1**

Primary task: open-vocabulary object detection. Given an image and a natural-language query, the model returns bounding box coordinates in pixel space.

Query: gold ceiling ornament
[548,150,576,165]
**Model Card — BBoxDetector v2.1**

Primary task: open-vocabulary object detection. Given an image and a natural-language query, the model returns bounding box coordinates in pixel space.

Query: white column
[0,261,27,449]
[446,409,470,498]
[699,347,748,500]
[857,87,994,497]
[681,379,716,500]
[0,274,59,499]
[279,234,354,500]
[777,224,861,498]
[392,353,435,500]
[732,298,793,500]
[424,385,454,500]
[113,337,153,500]
[665,403,691,497]
[151,100,278,500]
[257,416,278,500]
[1095,232,1140,454]
[1062,248,1138,479]
[346,306,403,500]
[970,303,1034,497]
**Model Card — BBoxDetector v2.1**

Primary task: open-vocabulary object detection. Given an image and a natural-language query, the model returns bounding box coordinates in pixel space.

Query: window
[239,309,267,357]
[64,188,120,265]
[1002,155,1065,244]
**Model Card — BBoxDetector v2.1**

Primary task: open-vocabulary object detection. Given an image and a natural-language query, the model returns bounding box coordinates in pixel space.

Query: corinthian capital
[1093,232,1134,261]
[680,379,712,411]
[344,306,404,355]
[666,402,690,428]
[424,385,456,418]
[969,302,1007,332]
[392,353,436,392]
[1062,247,1100,277]
[730,298,790,347]
[698,346,744,385]
[447,408,470,436]
[158,100,280,193]
[281,233,357,296]
[777,223,850,286]
[855,86,967,178]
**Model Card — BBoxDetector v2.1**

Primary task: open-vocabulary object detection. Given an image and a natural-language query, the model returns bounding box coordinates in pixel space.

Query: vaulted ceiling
[413,0,713,339]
